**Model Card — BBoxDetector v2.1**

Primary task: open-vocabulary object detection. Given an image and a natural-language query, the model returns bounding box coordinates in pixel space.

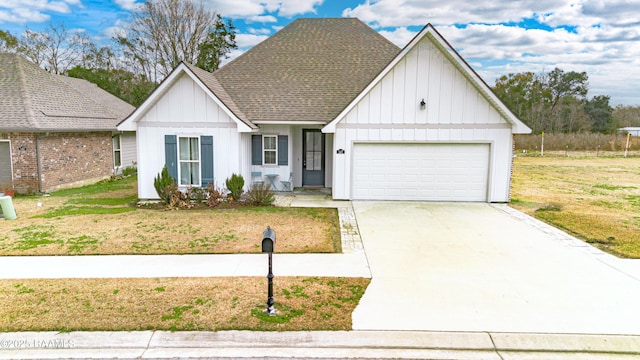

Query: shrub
[168,186,192,209]
[205,183,226,208]
[190,187,206,203]
[154,165,177,204]
[247,183,275,206]
[122,165,137,177]
[225,173,245,201]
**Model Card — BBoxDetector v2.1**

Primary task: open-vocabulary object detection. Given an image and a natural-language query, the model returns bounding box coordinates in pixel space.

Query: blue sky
[1,0,639,106]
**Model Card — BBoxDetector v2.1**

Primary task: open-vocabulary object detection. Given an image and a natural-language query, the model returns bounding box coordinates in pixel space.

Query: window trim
[177,136,201,186]
[262,135,278,166]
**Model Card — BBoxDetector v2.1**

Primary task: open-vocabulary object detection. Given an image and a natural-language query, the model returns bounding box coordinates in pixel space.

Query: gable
[324,25,531,134]
[117,63,254,132]
[135,74,238,127]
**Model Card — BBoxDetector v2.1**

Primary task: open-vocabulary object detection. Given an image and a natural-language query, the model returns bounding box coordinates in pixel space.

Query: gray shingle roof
[212,18,401,123]
[0,53,134,132]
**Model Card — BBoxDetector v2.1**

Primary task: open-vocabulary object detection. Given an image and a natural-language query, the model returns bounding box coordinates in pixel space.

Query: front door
[302,129,324,186]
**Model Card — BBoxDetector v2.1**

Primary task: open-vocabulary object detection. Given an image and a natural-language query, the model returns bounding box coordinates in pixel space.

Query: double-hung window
[179,137,200,186]
[263,135,277,165]
[112,135,121,167]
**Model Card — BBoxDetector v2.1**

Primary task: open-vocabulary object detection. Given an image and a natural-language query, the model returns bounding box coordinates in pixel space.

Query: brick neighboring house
[0,53,136,194]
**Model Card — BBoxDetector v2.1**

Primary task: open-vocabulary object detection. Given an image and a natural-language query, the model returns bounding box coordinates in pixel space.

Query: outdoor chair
[251,171,264,186]
[280,172,293,191]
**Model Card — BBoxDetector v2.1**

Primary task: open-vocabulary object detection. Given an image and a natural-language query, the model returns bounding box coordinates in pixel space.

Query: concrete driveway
[351,201,640,335]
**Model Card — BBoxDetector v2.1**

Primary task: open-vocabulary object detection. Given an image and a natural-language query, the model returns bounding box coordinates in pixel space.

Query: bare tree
[116,0,236,80]
[17,23,91,74]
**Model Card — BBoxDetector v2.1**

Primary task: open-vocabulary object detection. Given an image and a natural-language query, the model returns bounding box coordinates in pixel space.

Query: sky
[1,0,639,106]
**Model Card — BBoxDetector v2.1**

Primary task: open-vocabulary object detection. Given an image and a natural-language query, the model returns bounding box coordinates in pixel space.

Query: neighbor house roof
[212,18,401,124]
[0,52,134,132]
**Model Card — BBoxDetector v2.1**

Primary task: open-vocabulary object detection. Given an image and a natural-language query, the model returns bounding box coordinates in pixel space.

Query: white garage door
[352,143,490,201]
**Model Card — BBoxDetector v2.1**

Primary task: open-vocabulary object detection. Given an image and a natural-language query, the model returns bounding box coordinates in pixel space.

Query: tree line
[0,0,236,106]
[492,68,640,134]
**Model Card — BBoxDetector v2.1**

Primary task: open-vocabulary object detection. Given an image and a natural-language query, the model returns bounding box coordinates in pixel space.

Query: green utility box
[0,195,17,220]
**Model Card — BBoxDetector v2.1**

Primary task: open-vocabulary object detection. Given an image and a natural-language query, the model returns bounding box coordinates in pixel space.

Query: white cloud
[273,0,323,17]
[113,0,140,11]
[246,15,278,23]
[206,0,323,18]
[0,0,80,24]
[235,33,268,48]
[206,0,264,17]
[378,27,417,47]
[247,27,273,35]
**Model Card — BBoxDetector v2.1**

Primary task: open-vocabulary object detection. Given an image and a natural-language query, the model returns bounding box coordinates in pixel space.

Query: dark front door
[302,129,324,186]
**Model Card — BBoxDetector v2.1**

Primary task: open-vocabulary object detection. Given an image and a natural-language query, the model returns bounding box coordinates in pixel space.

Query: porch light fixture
[420,98,426,110]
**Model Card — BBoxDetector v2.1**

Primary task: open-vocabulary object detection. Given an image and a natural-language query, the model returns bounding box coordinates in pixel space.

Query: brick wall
[38,132,114,192]
[0,132,39,194]
[0,132,114,194]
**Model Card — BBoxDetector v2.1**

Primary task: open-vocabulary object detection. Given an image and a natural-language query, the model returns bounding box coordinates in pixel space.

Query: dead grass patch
[0,277,369,332]
[2,177,341,255]
[510,155,640,258]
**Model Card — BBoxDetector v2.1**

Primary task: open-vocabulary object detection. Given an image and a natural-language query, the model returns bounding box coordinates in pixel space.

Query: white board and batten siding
[331,35,515,202]
[135,74,243,199]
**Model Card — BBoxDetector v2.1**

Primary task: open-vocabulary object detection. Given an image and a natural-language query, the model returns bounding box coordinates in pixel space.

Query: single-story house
[118,18,531,202]
[0,53,136,194]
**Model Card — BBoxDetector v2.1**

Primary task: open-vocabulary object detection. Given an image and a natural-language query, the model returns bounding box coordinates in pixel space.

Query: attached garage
[352,143,489,201]
[324,24,531,203]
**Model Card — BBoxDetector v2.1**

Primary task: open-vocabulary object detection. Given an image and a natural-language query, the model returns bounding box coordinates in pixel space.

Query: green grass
[50,176,137,197]
[66,195,137,206]
[33,206,136,218]
[12,225,61,250]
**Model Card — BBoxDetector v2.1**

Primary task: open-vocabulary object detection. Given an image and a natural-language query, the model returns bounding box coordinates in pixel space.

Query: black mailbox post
[262,226,276,315]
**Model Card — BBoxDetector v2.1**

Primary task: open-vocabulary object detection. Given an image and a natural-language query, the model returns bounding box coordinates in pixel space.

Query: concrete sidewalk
[0,253,370,279]
[1,330,639,359]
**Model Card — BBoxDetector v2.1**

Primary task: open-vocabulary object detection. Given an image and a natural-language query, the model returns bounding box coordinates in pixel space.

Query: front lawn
[510,154,640,258]
[0,277,369,331]
[1,177,341,255]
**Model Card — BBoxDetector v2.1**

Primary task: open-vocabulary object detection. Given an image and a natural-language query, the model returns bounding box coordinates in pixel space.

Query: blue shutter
[200,136,214,187]
[278,135,288,166]
[252,135,262,165]
[164,135,177,181]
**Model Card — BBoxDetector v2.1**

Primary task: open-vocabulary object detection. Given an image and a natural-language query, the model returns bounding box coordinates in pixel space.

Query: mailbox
[262,226,276,253]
